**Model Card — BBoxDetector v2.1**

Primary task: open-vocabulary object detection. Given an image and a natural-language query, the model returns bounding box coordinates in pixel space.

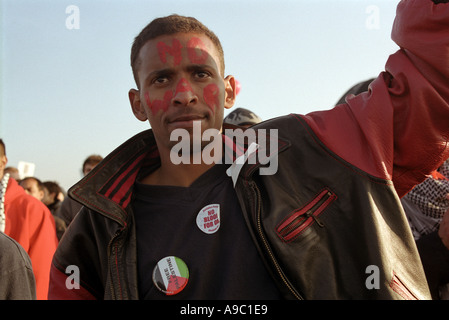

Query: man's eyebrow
[144,64,217,82]
[186,64,218,75]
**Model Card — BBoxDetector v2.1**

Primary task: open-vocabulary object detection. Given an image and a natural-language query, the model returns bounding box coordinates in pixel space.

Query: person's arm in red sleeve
[302,0,449,198]
[27,203,59,300]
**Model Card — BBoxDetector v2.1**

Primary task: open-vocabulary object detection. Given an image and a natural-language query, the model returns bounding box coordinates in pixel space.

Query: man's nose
[172,79,198,106]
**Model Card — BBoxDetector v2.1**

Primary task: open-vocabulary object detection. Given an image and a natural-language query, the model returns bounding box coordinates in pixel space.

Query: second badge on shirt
[196,204,220,234]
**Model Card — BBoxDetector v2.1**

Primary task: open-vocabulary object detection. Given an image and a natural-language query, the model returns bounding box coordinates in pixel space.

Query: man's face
[129,32,235,154]
[83,163,97,176]
[0,146,6,178]
[20,179,44,201]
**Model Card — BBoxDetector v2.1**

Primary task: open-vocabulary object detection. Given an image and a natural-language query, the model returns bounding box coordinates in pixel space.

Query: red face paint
[175,78,193,95]
[144,92,151,109]
[187,37,208,64]
[145,91,173,115]
[157,39,182,66]
[203,84,220,113]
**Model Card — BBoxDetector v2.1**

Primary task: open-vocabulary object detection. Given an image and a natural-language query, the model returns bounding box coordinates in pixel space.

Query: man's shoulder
[0,232,31,268]
[248,113,311,141]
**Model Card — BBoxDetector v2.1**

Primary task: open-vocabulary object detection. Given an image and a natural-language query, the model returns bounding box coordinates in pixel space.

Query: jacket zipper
[250,181,303,300]
[107,230,124,299]
[277,189,336,242]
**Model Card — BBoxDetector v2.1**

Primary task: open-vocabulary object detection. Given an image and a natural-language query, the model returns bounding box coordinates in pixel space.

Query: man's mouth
[168,115,206,128]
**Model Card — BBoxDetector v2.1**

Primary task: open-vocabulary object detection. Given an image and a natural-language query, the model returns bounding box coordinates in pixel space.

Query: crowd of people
[0,147,102,299]
[2,103,448,299]
[1,0,449,301]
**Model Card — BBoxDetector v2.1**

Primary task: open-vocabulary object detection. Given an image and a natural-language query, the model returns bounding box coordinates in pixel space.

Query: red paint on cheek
[157,39,182,66]
[145,91,173,115]
[203,84,220,113]
[144,92,152,110]
[187,37,208,64]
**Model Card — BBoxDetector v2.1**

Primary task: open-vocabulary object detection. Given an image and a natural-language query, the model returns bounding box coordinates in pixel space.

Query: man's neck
[140,153,215,187]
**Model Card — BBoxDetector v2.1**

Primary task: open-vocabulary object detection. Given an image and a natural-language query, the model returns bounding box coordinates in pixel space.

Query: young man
[19,177,46,201]
[49,0,449,299]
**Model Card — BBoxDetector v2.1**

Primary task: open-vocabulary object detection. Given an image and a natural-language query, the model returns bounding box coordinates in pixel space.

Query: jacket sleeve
[31,205,59,300]
[5,195,58,300]
[48,263,97,300]
[48,207,107,300]
[302,0,449,198]
[0,232,36,300]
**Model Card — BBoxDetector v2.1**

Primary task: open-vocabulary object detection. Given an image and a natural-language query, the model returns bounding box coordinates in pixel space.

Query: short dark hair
[20,177,44,191]
[43,181,62,195]
[82,154,103,171]
[130,14,225,88]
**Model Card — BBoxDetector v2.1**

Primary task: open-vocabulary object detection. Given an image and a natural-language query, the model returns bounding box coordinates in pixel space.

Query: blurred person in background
[19,177,45,201]
[56,154,103,227]
[0,139,58,299]
[42,181,67,240]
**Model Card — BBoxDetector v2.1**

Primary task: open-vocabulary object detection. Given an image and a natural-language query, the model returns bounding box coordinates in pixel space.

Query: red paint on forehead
[145,91,173,115]
[157,39,182,66]
[186,37,209,64]
[203,84,220,113]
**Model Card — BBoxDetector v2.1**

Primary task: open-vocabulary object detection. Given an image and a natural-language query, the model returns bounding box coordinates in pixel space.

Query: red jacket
[4,178,58,300]
[303,0,449,198]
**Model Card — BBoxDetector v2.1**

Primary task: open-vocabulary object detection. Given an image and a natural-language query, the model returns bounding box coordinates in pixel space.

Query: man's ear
[129,89,148,122]
[224,75,236,110]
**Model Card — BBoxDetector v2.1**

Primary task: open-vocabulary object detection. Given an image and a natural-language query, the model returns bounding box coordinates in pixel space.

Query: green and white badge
[152,256,189,295]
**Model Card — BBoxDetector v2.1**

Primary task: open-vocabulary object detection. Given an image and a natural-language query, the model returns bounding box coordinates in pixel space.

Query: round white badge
[196,204,220,234]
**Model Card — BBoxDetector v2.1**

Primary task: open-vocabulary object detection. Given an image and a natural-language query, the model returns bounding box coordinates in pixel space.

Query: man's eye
[195,71,210,79]
[154,77,169,84]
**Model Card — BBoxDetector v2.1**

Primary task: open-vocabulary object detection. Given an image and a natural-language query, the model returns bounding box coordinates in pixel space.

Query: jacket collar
[222,123,291,182]
[69,126,290,226]
[69,130,159,226]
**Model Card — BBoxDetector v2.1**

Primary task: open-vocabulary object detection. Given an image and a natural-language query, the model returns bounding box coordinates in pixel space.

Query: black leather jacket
[49,0,449,299]
[49,114,432,299]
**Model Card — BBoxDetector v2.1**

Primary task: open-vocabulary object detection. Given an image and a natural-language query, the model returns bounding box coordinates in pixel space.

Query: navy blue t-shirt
[133,163,282,299]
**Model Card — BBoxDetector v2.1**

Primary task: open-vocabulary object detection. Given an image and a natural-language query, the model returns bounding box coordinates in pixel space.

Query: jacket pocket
[389,272,418,300]
[276,188,336,243]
